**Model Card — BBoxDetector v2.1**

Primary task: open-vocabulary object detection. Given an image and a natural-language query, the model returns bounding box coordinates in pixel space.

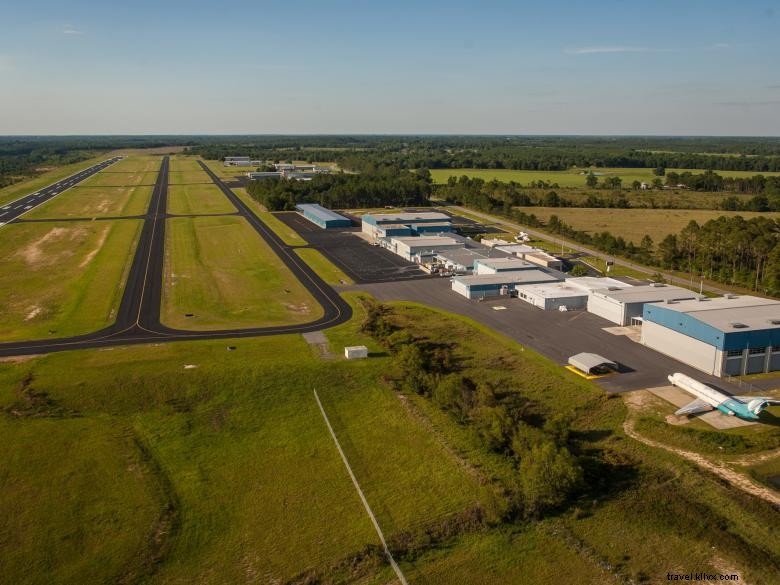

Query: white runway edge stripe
[312,389,409,585]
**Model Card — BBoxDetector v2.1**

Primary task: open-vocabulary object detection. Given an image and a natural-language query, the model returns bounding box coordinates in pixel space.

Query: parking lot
[275,212,430,283]
[346,277,763,394]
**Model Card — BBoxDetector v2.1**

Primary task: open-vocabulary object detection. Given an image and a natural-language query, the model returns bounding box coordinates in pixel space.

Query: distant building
[295,203,352,229]
[386,235,463,262]
[361,212,452,240]
[473,257,537,275]
[224,156,252,167]
[642,295,780,377]
[246,171,281,180]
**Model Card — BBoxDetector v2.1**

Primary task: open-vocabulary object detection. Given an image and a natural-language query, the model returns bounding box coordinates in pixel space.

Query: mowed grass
[108,156,161,173]
[161,216,323,330]
[24,185,152,219]
[0,309,489,583]
[524,207,780,242]
[0,220,142,341]
[167,170,212,185]
[295,248,353,285]
[430,167,780,187]
[0,153,110,207]
[80,171,158,187]
[167,184,236,215]
[168,157,206,172]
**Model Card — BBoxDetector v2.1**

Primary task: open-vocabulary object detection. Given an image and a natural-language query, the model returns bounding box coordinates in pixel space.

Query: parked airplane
[668,372,779,420]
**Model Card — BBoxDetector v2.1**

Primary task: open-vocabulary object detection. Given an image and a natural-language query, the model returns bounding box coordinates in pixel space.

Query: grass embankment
[0,296,492,583]
[24,185,152,219]
[0,220,142,341]
[0,153,110,207]
[161,216,322,330]
[167,184,236,215]
[525,207,780,243]
[295,248,353,285]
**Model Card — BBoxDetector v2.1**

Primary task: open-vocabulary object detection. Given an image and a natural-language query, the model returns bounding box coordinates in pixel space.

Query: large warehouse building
[295,204,352,229]
[362,212,452,239]
[386,236,463,262]
[516,277,632,311]
[587,283,696,326]
[642,295,780,377]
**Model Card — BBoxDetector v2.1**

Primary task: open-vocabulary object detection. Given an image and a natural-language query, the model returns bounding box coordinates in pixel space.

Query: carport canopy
[568,352,618,375]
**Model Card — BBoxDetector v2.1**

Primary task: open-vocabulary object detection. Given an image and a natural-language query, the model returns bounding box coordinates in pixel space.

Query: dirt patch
[79,224,109,268]
[24,306,42,321]
[17,226,87,268]
[0,355,42,364]
[285,302,311,315]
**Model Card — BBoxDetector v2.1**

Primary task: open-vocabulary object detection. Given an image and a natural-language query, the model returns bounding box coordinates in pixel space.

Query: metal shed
[568,353,618,375]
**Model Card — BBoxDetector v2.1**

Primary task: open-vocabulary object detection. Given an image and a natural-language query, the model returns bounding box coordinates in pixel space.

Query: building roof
[295,203,350,222]
[524,250,562,262]
[647,295,780,333]
[591,283,696,304]
[391,236,462,248]
[568,353,618,374]
[365,212,451,223]
[495,244,537,255]
[565,277,633,293]
[475,257,536,270]
[436,248,488,266]
[515,282,589,298]
[454,270,562,287]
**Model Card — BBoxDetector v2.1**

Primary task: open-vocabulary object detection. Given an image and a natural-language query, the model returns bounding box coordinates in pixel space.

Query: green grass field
[168,157,206,172]
[0,220,142,341]
[109,156,161,173]
[295,248,353,285]
[80,171,158,187]
[161,216,323,330]
[430,167,780,187]
[524,207,780,242]
[167,184,237,215]
[24,185,152,219]
[0,153,110,207]
[167,171,212,185]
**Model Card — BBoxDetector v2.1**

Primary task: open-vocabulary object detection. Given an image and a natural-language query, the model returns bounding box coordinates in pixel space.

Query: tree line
[245,167,432,210]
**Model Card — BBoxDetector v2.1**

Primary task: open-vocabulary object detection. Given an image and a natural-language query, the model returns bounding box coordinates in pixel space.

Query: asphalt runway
[0,157,122,227]
[0,158,352,357]
[275,212,430,283]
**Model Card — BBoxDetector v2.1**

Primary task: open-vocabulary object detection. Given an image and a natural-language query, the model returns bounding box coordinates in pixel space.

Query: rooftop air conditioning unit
[730,322,749,329]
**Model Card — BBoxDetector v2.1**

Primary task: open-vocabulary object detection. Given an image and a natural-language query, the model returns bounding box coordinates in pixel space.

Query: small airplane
[668,372,780,421]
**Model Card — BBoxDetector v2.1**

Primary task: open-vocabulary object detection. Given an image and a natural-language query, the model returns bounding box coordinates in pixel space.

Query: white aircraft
[668,372,780,421]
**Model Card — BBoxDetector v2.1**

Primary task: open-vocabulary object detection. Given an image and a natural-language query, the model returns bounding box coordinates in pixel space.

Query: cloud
[62,24,84,35]
[564,46,655,55]
[713,42,731,49]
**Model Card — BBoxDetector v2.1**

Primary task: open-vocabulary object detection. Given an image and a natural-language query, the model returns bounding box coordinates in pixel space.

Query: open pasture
[161,215,323,330]
[430,167,780,187]
[24,185,152,219]
[524,207,780,242]
[167,184,236,215]
[0,220,142,341]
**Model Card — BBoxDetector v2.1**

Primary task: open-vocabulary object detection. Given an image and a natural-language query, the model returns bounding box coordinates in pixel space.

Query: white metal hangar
[587,283,696,326]
[641,295,780,377]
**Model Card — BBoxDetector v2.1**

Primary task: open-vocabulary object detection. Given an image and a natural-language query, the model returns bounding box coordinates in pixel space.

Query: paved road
[0,158,351,357]
[0,157,122,227]
[445,204,731,295]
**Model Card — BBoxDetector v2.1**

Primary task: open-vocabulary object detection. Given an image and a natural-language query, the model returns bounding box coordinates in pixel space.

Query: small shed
[344,345,368,359]
[568,353,618,375]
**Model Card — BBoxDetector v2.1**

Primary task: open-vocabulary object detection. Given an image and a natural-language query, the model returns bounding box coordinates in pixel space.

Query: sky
[1,0,779,135]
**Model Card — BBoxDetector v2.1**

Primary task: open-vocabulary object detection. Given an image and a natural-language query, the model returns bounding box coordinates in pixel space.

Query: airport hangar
[361,212,453,239]
[295,203,352,229]
[587,284,697,326]
[642,295,780,377]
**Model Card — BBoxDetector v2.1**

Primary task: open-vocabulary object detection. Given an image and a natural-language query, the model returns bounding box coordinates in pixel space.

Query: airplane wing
[675,399,713,416]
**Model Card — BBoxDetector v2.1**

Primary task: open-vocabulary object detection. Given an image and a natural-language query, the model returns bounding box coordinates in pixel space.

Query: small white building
[344,346,368,359]
[588,284,696,326]
[435,248,489,273]
[517,276,633,311]
[473,257,536,275]
[523,250,564,270]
